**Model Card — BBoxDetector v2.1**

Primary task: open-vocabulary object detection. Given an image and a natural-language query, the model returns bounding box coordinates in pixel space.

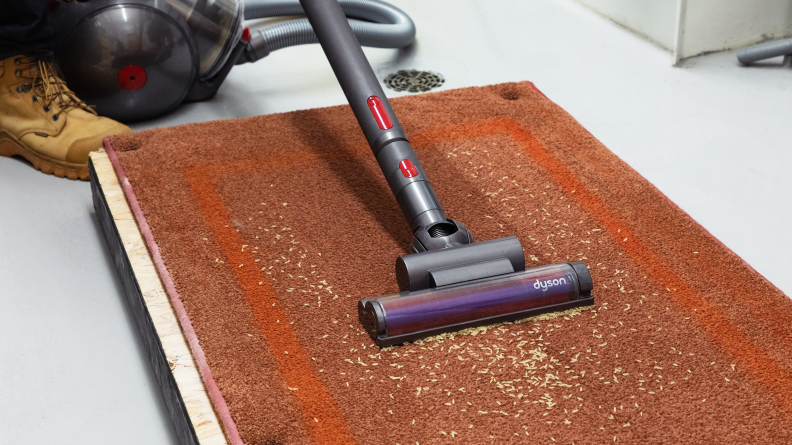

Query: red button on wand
[399,159,418,178]
[367,96,393,130]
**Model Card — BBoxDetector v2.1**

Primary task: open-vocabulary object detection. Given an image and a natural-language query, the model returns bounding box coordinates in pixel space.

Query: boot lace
[15,56,97,120]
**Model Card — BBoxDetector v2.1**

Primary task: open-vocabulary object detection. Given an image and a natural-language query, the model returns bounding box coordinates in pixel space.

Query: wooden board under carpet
[89,151,228,445]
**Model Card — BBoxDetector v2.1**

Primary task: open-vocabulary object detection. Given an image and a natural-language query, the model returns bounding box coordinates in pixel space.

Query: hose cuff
[238,31,272,64]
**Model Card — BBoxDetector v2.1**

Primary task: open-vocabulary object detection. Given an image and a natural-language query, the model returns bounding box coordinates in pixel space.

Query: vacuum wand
[299,0,456,241]
[299,0,594,347]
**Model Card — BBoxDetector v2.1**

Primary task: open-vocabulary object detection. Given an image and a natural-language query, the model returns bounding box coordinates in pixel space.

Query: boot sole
[0,130,90,181]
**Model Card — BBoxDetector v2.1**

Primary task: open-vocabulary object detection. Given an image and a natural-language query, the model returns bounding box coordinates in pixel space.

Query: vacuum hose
[737,38,792,65]
[240,0,415,63]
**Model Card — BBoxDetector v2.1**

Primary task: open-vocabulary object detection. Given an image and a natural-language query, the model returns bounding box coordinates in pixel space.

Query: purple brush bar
[382,264,578,336]
[360,262,594,347]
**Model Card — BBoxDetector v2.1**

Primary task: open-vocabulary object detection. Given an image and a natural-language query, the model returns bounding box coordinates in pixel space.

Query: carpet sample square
[106,82,792,444]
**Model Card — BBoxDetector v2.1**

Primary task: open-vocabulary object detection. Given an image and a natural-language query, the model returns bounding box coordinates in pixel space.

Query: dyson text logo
[534,277,568,291]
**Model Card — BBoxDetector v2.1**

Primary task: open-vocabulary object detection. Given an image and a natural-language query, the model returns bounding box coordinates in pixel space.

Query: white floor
[1,1,790,443]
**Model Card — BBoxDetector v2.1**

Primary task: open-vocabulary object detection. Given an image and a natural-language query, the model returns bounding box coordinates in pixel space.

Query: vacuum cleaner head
[280,0,598,348]
[359,236,594,347]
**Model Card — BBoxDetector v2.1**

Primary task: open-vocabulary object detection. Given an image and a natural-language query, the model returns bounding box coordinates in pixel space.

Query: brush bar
[360,262,594,347]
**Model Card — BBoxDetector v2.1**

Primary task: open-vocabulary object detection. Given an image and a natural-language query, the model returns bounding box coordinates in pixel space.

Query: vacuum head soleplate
[358,238,594,347]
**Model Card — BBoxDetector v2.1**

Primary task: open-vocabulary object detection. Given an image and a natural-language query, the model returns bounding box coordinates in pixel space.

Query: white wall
[683,0,792,58]
[574,0,678,50]
[574,0,792,61]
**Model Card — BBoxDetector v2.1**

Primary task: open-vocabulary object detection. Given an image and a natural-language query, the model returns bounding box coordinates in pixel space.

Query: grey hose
[737,38,792,65]
[240,0,415,62]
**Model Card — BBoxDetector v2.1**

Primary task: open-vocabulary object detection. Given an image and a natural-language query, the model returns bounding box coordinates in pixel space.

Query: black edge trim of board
[90,158,200,445]
[375,296,595,347]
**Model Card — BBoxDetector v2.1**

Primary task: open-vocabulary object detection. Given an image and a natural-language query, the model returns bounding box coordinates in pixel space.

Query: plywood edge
[89,151,228,445]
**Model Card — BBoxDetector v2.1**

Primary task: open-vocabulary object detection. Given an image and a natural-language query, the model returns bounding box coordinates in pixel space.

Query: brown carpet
[106,82,792,444]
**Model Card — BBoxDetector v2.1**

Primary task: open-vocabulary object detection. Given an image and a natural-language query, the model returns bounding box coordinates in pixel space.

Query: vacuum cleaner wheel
[57,4,197,122]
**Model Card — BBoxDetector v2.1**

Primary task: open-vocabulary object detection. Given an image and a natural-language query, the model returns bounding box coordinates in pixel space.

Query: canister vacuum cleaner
[51,0,416,122]
[61,0,595,346]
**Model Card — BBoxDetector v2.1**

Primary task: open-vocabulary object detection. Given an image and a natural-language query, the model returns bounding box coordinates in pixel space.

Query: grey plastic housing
[737,38,792,64]
[571,262,594,295]
[410,219,473,252]
[53,2,200,122]
[51,0,413,122]
[395,236,526,292]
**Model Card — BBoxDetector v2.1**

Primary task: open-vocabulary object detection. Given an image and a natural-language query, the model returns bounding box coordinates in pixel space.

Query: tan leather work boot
[0,55,131,180]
